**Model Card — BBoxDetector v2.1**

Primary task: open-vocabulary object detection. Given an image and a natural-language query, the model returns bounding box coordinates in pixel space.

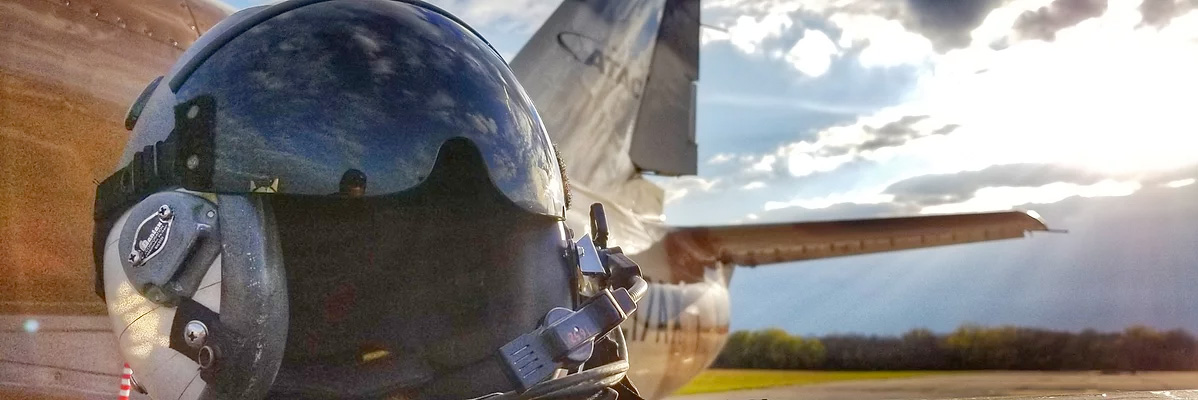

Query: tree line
[713,325,1198,371]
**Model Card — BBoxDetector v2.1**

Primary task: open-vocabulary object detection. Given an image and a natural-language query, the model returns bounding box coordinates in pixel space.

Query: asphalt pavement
[665,371,1198,400]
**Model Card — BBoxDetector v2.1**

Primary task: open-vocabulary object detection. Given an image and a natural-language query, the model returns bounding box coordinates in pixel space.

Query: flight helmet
[94,1,643,398]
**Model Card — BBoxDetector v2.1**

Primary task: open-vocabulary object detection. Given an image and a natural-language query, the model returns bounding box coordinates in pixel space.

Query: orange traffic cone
[119,363,132,400]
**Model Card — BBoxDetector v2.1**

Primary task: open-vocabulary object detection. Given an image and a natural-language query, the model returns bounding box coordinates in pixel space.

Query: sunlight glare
[911,4,1198,176]
[1164,178,1196,188]
[920,180,1140,214]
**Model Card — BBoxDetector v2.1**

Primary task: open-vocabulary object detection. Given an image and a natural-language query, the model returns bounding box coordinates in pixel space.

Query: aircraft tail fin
[510,0,700,190]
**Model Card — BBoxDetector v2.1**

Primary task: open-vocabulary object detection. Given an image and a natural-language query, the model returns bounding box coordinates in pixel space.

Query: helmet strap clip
[496,203,649,393]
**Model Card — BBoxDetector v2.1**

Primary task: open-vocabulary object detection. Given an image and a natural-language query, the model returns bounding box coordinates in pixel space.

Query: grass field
[674,369,958,395]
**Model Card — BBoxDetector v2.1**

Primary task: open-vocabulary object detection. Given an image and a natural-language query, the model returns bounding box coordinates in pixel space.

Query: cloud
[706,7,801,53]
[1164,178,1196,188]
[703,0,1007,76]
[752,167,1141,224]
[884,163,1110,207]
[748,163,1198,226]
[763,188,898,211]
[708,153,736,165]
[858,118,934,152]
[750,154,780,173]
[784,148,856,178]
[429,0,562,32]
[900,0,1009,51]
[785,29,840,76]
[1011,0,1109,42]
[820,115,955,155]
[742,181,768,190]
[819,0,1011,52]
[755,200,916,223]
[699,93,877,115]
[702,6,848,77]
[883,163,1198,211]
[920,179,1140,214]
[657,176,725,204]
[714,112,958,186]
[1141,164,1198,187]
[750,114,960,178]
[1139,0,1198,28]
[738,141,853,180]
[832,14,935,68]
[730,13,796,53]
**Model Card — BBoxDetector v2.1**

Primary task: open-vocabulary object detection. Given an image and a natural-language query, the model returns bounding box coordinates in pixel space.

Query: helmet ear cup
[103,192,223,400]
[104,193,288,400]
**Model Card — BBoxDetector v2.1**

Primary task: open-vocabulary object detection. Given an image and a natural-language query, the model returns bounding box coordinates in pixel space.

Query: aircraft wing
[664,211,1050,268]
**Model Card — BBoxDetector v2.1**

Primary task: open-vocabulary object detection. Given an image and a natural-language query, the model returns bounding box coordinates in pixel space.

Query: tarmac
[6,319,1198,400]
[6,369,1198,399]
[664,371,1198,400]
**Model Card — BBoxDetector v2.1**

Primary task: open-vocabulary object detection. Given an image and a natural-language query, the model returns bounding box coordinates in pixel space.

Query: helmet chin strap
[202,195,290,399]
[490,203,648,399]
[394,203,649,400]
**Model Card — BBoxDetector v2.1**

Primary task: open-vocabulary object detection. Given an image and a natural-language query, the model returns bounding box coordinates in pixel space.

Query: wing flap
[666,211,1049,268]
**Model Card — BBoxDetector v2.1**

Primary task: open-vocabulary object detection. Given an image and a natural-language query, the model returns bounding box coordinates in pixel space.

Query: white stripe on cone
[119,362,132,400]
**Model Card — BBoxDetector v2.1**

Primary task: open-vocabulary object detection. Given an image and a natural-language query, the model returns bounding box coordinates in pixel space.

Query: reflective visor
[173,0,564,217]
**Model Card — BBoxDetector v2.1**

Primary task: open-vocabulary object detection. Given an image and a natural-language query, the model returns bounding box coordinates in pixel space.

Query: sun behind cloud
[683,0,1198,222]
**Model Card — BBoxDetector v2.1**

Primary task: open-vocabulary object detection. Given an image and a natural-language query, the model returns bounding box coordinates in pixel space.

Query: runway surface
[664,371,1198,400]
[6,318,1198,400]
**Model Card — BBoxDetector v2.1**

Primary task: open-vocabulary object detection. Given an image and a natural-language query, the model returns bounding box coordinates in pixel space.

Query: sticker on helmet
[249,178,279,193]
[128,205,174,267]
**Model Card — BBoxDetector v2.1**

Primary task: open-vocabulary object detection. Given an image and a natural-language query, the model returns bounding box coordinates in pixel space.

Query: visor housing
[165,0,564,217]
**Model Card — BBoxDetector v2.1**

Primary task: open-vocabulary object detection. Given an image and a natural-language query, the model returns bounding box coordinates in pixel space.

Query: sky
[224,0,1198,336]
